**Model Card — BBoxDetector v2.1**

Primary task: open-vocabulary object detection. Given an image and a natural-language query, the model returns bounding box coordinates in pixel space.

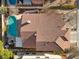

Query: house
[20,11,70,51]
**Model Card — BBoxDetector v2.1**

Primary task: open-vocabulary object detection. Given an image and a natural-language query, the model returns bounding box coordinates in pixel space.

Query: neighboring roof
[32,0,44,5]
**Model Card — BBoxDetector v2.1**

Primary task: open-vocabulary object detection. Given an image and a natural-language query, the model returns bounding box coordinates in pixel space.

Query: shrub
[0,7,7,14]
[53,50,63,55]
[50,5,76,10]
[61,5,76,9]
[0,40,14,59]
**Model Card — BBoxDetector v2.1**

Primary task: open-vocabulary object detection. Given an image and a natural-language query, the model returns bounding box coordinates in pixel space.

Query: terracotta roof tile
[20,12,69,51]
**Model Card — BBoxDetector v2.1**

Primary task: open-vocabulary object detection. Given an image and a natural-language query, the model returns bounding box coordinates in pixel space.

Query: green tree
[3,49,14,59]
[0,7,7,14]
[0,40,14,59]
[0,41,4,56]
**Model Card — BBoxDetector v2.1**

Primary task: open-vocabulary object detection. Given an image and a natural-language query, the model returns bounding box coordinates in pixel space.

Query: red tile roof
[20,12,70,51]
[32,0,44,5]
